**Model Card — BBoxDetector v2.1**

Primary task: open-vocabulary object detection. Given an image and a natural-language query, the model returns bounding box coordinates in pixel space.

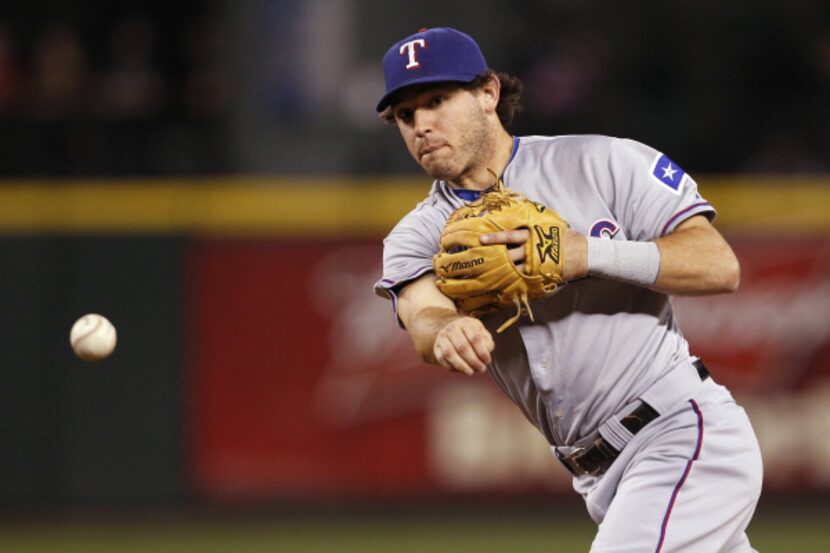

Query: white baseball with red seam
[70,314,117,361]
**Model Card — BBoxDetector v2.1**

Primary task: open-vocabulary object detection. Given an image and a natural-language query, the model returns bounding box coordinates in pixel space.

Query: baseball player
[373,27,763,552]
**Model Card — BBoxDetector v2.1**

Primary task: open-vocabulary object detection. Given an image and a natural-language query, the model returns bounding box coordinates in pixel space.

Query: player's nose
[412,108,433,137]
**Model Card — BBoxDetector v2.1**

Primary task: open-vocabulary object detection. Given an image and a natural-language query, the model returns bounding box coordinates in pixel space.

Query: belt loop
[598,408,637,452]
[639,360,705,415]
[694,358,710,380]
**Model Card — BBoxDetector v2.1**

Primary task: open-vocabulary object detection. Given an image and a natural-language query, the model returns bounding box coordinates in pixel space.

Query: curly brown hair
[380,69,524,128]
[463,70,524,127]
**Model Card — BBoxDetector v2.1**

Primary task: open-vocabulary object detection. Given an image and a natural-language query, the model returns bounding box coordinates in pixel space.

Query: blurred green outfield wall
[0,236,184,506]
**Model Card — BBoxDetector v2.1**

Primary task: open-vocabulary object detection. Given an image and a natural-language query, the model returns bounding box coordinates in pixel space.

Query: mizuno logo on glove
[440,257,485,273]
[534,225,561,264]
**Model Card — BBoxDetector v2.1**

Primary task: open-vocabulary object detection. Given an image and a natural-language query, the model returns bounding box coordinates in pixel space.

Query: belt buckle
[557,447,589,476]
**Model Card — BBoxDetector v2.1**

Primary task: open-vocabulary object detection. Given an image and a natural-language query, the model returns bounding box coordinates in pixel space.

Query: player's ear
[478,74,501,114]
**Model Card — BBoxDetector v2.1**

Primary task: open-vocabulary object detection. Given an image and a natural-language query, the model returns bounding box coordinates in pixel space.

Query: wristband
[586,237,661,287]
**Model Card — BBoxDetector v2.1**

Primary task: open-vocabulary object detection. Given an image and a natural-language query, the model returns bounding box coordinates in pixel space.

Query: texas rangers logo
[534,225,560,264]
[399,38,427,69]
[650,153,688,194]
[590,219,620,238]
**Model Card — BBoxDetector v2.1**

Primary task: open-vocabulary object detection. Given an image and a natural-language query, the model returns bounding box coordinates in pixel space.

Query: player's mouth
[418,143,447,160]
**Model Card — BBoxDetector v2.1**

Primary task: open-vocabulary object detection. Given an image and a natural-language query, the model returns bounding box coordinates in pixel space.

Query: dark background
[0,0,828,176]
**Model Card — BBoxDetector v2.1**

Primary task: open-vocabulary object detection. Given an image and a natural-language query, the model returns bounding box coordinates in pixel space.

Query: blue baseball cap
[376,27,488,112]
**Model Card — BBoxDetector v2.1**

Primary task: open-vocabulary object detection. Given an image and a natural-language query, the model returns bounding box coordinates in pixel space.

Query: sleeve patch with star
[649,153,687,194]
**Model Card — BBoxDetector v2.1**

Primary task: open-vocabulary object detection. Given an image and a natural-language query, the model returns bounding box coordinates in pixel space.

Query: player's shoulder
[520,134,615,149]
[515,134,616,168]
[518,134,654,159]
[516,135,669,178]
[387,180,457,237]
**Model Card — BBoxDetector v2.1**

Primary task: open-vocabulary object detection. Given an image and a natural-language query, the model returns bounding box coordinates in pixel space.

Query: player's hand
[433,315,495,375]
[481,229,530,273]
[483,227,588,281]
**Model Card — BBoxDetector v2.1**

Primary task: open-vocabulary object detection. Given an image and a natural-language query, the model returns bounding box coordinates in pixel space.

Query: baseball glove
[433,181,568,332]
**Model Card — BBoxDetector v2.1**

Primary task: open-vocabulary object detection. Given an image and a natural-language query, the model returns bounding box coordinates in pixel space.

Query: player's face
[391,84,491,183]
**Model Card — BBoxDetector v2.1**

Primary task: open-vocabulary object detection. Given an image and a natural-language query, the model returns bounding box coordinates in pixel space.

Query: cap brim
[375,73,481,112]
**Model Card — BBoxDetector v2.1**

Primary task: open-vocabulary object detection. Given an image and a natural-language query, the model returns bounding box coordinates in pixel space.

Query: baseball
[70,314,117,361]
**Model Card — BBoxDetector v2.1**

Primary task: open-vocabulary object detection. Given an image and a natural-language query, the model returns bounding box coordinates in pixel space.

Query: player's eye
[395,108,414,123]
[428,95,444,108]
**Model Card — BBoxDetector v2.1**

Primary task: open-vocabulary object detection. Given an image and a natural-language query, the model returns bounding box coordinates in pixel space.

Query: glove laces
[497,293,534,333]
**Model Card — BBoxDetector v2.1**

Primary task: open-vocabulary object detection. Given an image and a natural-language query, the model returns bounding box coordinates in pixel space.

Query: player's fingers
[445,329,489,374]
[436,344,475,375]
[454,321,494,372]
[480,228,530,245]
[434,331,476,375]
[460,325,494,368]
[450,338,487,374]
[506,247,528,274]
[508,246,526,263]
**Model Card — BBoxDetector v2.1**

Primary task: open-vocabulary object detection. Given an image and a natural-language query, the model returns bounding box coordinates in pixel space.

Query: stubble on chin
[416,148,460,181]
[422,161,458,181]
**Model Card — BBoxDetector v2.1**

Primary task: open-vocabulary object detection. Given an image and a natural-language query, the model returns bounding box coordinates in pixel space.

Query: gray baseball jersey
[374,134,716,446]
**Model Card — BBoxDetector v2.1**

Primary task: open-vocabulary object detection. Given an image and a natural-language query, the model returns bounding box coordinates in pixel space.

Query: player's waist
[554,358,709,477]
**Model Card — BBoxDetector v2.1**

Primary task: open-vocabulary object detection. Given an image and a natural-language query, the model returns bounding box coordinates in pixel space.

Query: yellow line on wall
[0,177,429,236]
[700,177,830,232]
[0,176,827,235]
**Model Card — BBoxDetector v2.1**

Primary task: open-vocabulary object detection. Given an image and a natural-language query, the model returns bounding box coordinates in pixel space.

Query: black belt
[557,359,710,477]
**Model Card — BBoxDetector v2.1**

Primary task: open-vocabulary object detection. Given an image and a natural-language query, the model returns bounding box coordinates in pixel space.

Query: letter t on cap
[399,38,427,69]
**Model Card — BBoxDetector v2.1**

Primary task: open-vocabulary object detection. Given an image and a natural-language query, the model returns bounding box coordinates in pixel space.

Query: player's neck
[450,128,514,191]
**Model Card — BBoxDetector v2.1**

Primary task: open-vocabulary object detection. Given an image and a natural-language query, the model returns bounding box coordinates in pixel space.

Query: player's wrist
[563,230,589,281]
[586,237,661,287]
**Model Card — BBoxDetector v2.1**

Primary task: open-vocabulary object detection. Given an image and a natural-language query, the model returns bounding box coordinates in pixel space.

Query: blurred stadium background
[1,1,829,551]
